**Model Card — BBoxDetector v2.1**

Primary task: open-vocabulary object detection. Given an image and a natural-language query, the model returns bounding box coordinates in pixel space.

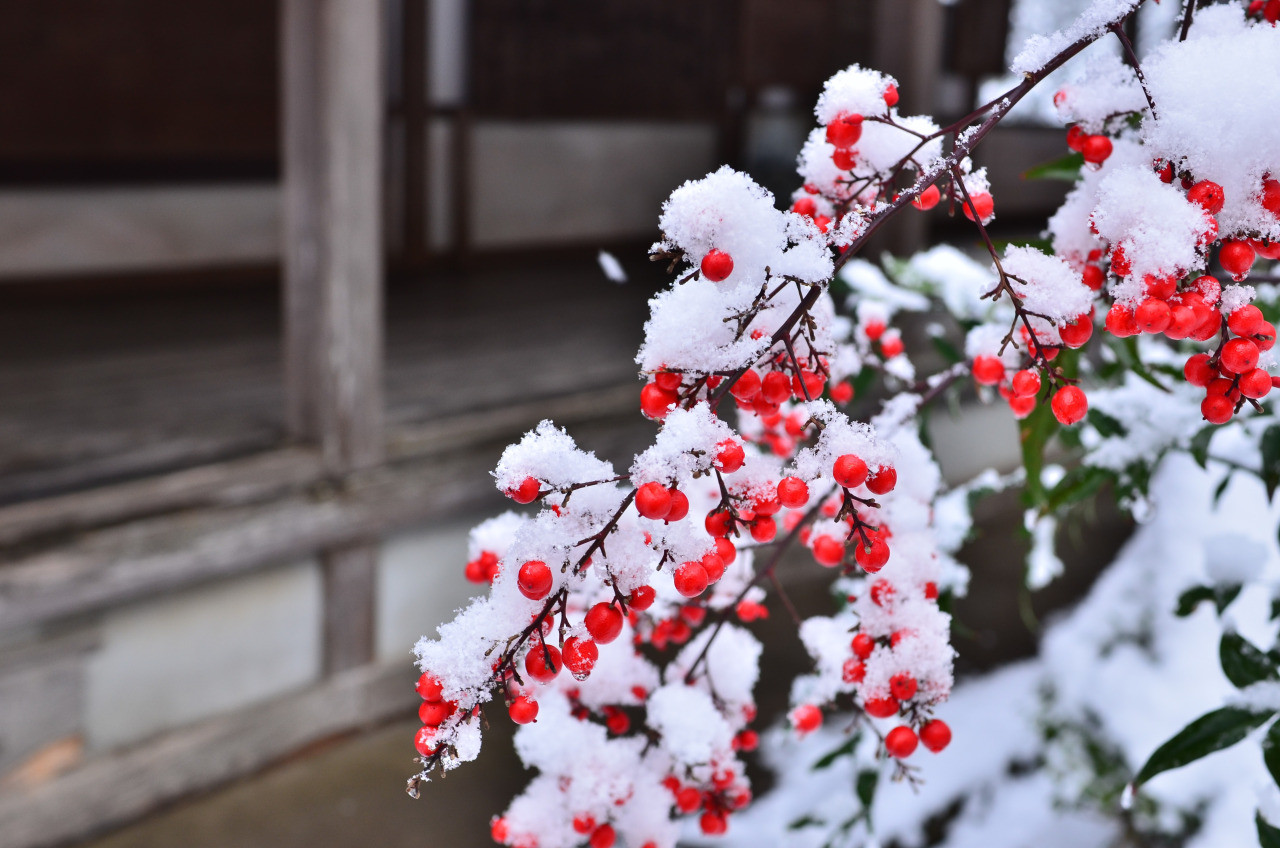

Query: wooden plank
[0,384,644,633]
[0,447,322,548]
[281,0,386,474]
[0,662,417,848]
[322,542,377,674]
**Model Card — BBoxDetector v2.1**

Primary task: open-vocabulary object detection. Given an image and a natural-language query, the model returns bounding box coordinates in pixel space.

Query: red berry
[674,785,702,813]
[920,719,952,753]
[750,516,777,543]
[705,509,734,537]
[1011,370,1041,398]
[1262,178,1280,218]
[972,354,1005,385]
[674,561,710,598]
[1051,386,1088,426]
[654,370,682,392]
[885,725,919,758]
[883,84,899,107]
[866,466,897,495]
[925,581,939,600]
[864,319,886,341]
[508,476,541,504]
[851,633,875,659]
[1256,322,1277,352]
[812,534,845,567]
[517,560,553,600]
[1135,298,1171,334]
[832,454,869,488]
[730,368,762,401]
[870,579,895,607]
[414,725,439,756]
[715,537,737,564]
[629,585,656,611]
[1081,135,1113,165]
[1081,265,1104,290]
[1241,368,1273,399]
[701,249,734,282]
[509,695,539,725]
[665,489,690,522]
[585,602,624,644]
[715,439,746,473]
[1221,338,1260,374]
[855,536,890,572]
[640,382,679,419]
[961,192,994,223]
[777,476,810,508]
[1184,353,1216,387]
[416,672,444,701]
[699,810,729,836]
[524,644,562,682]
[889,672,918,701]
[842,659,866,683]
[1060,313,1094,348]
[825,113,864,149]
[1066,124,1087,152]
[1228,305,1265,337]
[912,184,940,211]
[1187,180,1225,214]
[880,334,905,358]
[734,729,759,751]
[1166,304,1199,339]
[573,815,596,835]
[830,381,854,403]
[792,704,823,733]
[635,481,673,519]
[1202,394,1234,424]
[864,697,899,718]
[1105,304,1137,337]
[700,551,726,583]
[761,370,792,405]
[1009,394,1037,419]
[831,147,856,170]
[563,636,599,681]
[1220,240,1256,280]
[589,823,616,848]
[792,196,817,217]
[419,699,455,726]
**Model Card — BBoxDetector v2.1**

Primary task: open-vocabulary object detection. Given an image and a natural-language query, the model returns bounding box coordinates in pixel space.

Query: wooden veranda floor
[0,250,655,505]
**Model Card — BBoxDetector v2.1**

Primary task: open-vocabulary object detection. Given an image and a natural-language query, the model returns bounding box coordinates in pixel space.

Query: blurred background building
[0,2,1131,846]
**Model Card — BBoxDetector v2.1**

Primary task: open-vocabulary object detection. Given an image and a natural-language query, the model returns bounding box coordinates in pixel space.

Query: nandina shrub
[411,3,1280,846]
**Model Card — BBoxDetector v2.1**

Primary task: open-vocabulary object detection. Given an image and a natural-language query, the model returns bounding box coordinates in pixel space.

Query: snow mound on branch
[1010,0,1141,75]
[1000,245,1094,324]
[814,65,896,125]
[1141,10,1280,241]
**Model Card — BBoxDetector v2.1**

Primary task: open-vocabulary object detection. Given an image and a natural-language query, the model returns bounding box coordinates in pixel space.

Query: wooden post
[281,0,386,674]
[281,0,385,475]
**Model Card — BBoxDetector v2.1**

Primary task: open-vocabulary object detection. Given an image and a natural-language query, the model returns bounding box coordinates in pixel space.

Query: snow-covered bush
[409,2,1280,845]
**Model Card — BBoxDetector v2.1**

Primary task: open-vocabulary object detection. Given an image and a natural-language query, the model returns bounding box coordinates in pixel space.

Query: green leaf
[788,815,825,831]
[1259,812,1280,848]
[1215,473,1234,507]
[812,734,859,770]
[1019,396,1061,507]
[1221,632,1279,688]
[1262,426,1280,500]
[856,769,878,809]
[1176,584,1243,617]
[930,335,964,365]
[1190,425,1217,469]
[1045,465,1111,512]
[1115,336,1172,393]
[1022,151,1085,182]
[1262,721,1280,790]
[1087,408,1126,439]
[1133,707,1273,786]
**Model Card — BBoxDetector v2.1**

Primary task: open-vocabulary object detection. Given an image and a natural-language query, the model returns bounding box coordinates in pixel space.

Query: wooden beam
[0,662,417,848]
[322,542,377,673]
[0,383,641,635]
[281,0,386,474]
[402,0,428,265]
